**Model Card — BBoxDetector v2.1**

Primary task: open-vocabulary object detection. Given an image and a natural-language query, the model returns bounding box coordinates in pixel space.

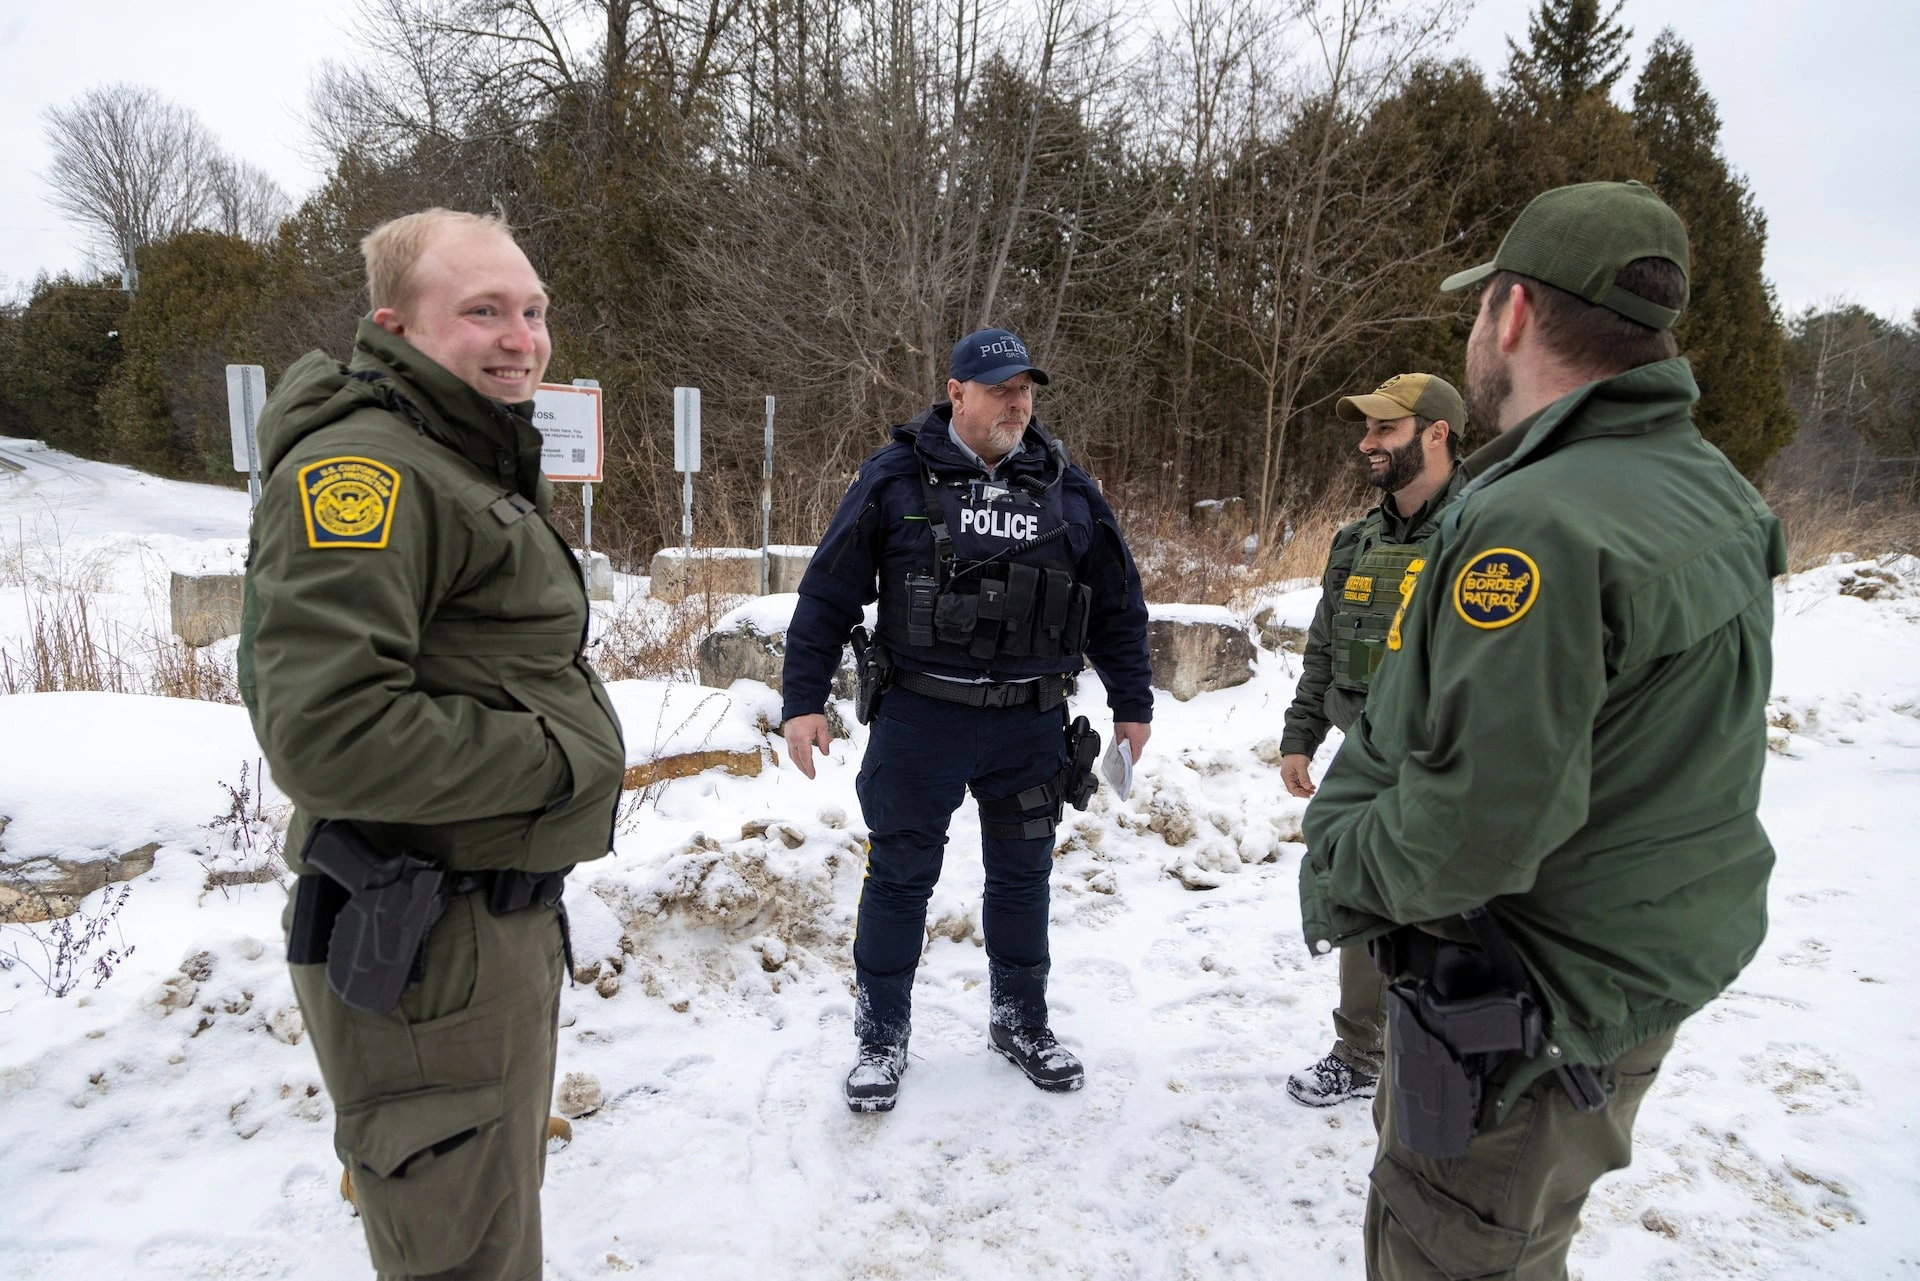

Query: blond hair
[360,208,515,313]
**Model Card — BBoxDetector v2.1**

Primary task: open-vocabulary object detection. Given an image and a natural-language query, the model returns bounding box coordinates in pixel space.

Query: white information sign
[533,382,604,482]
[226,364,267,473]
[674,386,701,473]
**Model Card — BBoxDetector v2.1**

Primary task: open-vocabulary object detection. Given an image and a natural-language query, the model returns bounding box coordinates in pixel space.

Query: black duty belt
[449,866,572,916]
[891,668,1075,710]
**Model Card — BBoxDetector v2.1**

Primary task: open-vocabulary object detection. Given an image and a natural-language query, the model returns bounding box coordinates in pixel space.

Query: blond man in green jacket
[240,209,624,1280]
[1301,181,1785,1280]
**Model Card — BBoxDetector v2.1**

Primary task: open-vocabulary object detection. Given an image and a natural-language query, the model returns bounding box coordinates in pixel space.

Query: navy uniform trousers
[852,683,1069,1045]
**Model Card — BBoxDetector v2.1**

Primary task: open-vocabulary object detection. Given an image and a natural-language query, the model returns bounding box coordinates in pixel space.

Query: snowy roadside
[3,440,1917,1279]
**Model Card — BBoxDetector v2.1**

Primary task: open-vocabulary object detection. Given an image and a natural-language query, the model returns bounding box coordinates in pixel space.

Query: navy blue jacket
[781,405,1153,724]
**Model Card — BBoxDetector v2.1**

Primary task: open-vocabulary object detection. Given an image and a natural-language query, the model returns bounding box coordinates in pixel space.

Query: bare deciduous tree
[207,156,293,244]
[41,83,221,289]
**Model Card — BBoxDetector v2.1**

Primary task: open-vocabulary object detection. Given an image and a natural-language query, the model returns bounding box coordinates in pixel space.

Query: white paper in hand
[1100,737,1134,801]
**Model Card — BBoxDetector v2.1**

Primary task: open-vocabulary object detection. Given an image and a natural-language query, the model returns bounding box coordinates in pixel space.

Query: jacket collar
[347,318,549,503]
[1455,356,1700,504]
[894,403,1062,486]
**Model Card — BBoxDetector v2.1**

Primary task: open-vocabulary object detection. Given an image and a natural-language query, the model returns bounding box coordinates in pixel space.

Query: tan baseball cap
[1336,372,1466,428]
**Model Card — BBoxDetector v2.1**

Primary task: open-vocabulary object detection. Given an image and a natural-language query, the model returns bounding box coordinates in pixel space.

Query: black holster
[850,626,893,725]
[1384,979,1543,1160]
[1373,905,1599,1160]
[974,715,1101,842]
[1063,715,1100,810]
[293,819,447,1015]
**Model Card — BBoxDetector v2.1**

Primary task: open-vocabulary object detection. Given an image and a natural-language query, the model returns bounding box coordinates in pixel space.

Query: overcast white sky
[2,0,1915,318]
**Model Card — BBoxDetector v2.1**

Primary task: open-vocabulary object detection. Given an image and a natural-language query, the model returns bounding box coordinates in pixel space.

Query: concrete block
[170,572,244,647]
[1147,606,1257,701]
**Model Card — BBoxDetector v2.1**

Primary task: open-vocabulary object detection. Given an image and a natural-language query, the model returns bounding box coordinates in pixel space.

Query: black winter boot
[844,1041,908,1112]
[989,1023,1084,1092]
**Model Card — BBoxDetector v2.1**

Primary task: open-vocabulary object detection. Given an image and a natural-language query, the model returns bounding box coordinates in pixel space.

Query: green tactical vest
[1329,535,1431,693]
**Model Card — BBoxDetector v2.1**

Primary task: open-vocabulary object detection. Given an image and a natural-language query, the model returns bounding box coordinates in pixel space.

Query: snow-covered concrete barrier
[169,571,244,647]
[0,841,158,924]
[648,545,815,602]
[695,595,857,698]
[1146,604,1257,701]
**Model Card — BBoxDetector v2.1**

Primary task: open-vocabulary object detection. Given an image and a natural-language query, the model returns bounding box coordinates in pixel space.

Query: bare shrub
[1118,485,1369,607]
[589,594,726,684]
[0,884,137,997]
[201,760,288,893]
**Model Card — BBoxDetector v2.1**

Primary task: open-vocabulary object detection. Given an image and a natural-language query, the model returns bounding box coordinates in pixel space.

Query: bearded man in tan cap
[1278,371,1468,1107]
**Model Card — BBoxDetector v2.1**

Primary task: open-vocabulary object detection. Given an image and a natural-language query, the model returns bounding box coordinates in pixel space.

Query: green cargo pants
[289,889,565,1281]
[1365,1026,1676,1280]
[1332,943,1387,1075]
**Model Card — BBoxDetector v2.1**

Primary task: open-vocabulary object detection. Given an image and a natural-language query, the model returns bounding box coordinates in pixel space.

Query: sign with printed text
[532,382,604,482]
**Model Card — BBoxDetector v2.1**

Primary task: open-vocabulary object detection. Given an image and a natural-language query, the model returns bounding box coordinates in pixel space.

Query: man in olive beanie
[1299,181,1786,1279]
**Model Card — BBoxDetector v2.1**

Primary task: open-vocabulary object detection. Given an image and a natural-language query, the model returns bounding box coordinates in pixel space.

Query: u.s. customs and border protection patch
[297,457,401,549]
[1386,557,1427,651]
[1453,548,1539,629]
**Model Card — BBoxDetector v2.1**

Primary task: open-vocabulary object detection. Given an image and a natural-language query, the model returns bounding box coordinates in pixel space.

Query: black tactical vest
[885,467,1090,669]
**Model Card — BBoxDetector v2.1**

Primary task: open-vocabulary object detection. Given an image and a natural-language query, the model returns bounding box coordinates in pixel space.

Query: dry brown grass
[1,576,240,703]
[1765,486,1920,572]
[1117,487,1368,607]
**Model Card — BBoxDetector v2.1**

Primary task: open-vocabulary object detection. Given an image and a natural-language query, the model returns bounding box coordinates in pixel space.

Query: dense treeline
[0,1,1823,560]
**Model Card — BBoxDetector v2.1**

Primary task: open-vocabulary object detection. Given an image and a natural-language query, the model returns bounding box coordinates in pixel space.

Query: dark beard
[1368,434,1426,492]
[1466,324,1512,432]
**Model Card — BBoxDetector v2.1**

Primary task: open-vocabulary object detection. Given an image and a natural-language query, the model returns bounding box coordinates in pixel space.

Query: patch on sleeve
[297,457,401,549]
[1452,548,1539,629]
[1385,558,1426,651]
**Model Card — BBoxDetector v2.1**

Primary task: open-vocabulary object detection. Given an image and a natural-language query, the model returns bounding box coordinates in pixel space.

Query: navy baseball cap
[950,328,1051,386]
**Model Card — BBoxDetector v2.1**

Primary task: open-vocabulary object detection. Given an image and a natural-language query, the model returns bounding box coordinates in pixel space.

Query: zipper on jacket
[829,501,877,576]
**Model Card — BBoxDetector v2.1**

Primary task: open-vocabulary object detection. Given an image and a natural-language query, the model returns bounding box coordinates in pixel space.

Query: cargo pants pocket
[335,1079,513,1276]
[1367,1155,1531,1280]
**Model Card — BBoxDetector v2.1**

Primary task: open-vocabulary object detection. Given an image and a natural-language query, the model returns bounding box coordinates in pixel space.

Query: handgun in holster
[850,625,893,726]
[1373,905,1608,1161]
[1063,715,1100,810]
[293,819,448,1015]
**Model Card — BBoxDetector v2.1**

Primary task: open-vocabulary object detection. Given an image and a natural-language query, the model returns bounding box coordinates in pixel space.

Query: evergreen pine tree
[1507,0,1634,117]
[1633,28,1796,479]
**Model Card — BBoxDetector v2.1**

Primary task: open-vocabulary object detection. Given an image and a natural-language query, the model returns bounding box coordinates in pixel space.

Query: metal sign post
[674,387,702,595]
[571,379,601,586]
[225,364,267,507]
[531,380,605,595]
[760,395,775,595]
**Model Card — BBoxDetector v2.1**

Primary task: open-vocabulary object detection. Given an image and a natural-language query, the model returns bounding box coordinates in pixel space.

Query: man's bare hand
[783,714,832,780]
[1114,721,1151,763]
[1281,753,1316,798]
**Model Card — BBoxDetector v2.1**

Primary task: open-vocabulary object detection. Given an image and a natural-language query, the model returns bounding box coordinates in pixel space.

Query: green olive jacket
[1300,357,1786,1100]
[238,320,625,875]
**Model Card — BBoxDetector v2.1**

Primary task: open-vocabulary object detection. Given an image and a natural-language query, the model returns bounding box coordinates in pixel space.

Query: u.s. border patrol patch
[297,457,401,549]
[1453,548,1539,629]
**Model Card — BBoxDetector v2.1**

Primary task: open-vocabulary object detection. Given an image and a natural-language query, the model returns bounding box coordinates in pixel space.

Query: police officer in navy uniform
[782,328,1153,1113]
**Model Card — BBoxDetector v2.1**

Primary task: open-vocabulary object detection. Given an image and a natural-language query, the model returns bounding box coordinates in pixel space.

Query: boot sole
[992,1043,1084,1092]
[1285,1081,1377,1108]
[845,1093,898,1113]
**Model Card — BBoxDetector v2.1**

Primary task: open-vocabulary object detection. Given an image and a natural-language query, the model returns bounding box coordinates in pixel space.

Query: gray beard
[986,422,1024,458]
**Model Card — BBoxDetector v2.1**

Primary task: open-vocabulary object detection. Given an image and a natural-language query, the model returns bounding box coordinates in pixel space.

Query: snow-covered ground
[2,437,1918,1280]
